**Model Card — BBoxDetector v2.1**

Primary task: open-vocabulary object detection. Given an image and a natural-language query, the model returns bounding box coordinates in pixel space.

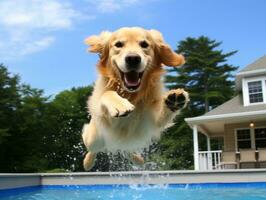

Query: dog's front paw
[108,98,135,117]
[165,89,189,112]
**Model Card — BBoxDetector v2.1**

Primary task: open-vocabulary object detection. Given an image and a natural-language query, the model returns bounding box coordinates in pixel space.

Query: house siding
[224,121,266,151]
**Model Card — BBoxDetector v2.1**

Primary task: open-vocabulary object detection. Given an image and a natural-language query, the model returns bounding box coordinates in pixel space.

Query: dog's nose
[125,54,141,68]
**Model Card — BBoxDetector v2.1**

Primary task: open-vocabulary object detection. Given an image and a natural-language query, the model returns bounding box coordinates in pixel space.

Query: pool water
[1,184,266,200]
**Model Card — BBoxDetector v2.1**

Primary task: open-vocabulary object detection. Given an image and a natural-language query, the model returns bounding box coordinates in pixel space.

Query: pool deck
[1,169,266,190]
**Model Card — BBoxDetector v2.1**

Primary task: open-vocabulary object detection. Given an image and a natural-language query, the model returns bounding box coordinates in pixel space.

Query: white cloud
[0,0,80,29]
[0,0,83,60]
[86,0,140,13]
[20,36,55,56]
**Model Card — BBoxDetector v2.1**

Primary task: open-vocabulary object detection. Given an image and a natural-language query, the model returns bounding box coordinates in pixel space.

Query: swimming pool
[1,183,266,200]
[1,170,266,200]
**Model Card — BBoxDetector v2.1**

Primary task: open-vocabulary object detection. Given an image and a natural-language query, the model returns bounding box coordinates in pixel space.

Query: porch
[185,101,266,170]
[197,149,266,170]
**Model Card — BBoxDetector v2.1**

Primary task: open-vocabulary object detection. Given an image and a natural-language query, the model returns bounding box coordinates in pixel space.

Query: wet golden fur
[82,27,188,170]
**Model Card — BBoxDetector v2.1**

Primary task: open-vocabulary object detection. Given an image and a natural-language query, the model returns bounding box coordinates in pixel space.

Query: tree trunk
[205,98,209,113]
[204,84,209,112]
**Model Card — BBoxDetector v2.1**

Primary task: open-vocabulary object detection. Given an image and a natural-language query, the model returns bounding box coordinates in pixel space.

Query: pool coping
[1,169,266,190]
[2,182,266,199]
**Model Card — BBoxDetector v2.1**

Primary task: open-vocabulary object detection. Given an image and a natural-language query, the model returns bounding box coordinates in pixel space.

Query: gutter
[185,110,266,124]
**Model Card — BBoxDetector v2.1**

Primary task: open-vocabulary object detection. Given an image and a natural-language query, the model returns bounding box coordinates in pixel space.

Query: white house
[185,55,266,170]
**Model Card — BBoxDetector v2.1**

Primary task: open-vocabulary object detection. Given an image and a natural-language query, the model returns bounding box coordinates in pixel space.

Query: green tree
[151,36,238,170]
[44,86,92,171]
[15,85,51,172]
[0,64,50,172]
[0,64,20,145]
[0,64,96,172]
[0,64,21,171]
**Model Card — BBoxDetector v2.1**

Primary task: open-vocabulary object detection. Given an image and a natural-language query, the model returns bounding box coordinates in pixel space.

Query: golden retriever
[82,27,189,171]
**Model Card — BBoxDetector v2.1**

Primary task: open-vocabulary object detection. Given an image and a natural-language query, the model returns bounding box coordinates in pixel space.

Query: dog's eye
[140,41,149,48]
[115,41,124,48]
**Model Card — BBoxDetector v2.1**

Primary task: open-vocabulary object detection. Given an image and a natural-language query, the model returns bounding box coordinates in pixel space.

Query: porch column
[193,125,199,170]
[207,135,212,170]
[207,136,211,151]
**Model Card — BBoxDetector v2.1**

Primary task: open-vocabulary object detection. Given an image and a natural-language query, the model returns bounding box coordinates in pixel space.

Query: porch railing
[198,150,222,170]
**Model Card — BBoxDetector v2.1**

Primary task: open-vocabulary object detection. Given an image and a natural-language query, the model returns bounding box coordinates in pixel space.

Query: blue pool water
[1,183,266,200]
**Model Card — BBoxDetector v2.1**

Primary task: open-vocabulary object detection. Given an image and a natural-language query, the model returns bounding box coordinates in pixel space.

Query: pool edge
[1,169,266,191]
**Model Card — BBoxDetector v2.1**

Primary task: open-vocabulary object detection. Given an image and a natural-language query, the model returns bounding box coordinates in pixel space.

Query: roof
[239,55,266,73]
[236,55,266,90]
[185,95,266,124]
[204,95,266,116]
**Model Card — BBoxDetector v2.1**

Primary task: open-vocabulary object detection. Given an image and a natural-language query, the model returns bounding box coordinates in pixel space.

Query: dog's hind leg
[82,120,104,152]
[83,152,96,171]
[130,153,144,166]
[82,120,104,171]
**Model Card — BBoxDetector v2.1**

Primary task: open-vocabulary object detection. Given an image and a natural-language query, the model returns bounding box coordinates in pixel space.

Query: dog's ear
[84,31,112,54]
[149,29,185,67]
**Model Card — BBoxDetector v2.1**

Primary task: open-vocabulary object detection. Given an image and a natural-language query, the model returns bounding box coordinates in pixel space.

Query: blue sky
[1,0,266,95]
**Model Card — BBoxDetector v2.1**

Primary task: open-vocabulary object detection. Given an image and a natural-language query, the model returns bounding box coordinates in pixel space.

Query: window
[248,81,263,103]
[243,77,266,106]
[255,128,266,148]
[236,129,251,149]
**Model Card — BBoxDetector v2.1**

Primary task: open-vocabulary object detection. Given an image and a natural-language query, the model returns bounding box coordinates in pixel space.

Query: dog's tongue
[124,71,140,87]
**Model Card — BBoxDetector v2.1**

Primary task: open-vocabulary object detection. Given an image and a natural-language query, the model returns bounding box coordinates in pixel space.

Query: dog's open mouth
[120,71,143,92]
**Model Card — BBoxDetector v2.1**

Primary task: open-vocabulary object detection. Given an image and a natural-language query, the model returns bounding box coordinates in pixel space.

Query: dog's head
[85,27,185,93]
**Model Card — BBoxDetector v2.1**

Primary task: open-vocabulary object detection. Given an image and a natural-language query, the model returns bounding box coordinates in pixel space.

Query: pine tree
[166,36,238,112]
